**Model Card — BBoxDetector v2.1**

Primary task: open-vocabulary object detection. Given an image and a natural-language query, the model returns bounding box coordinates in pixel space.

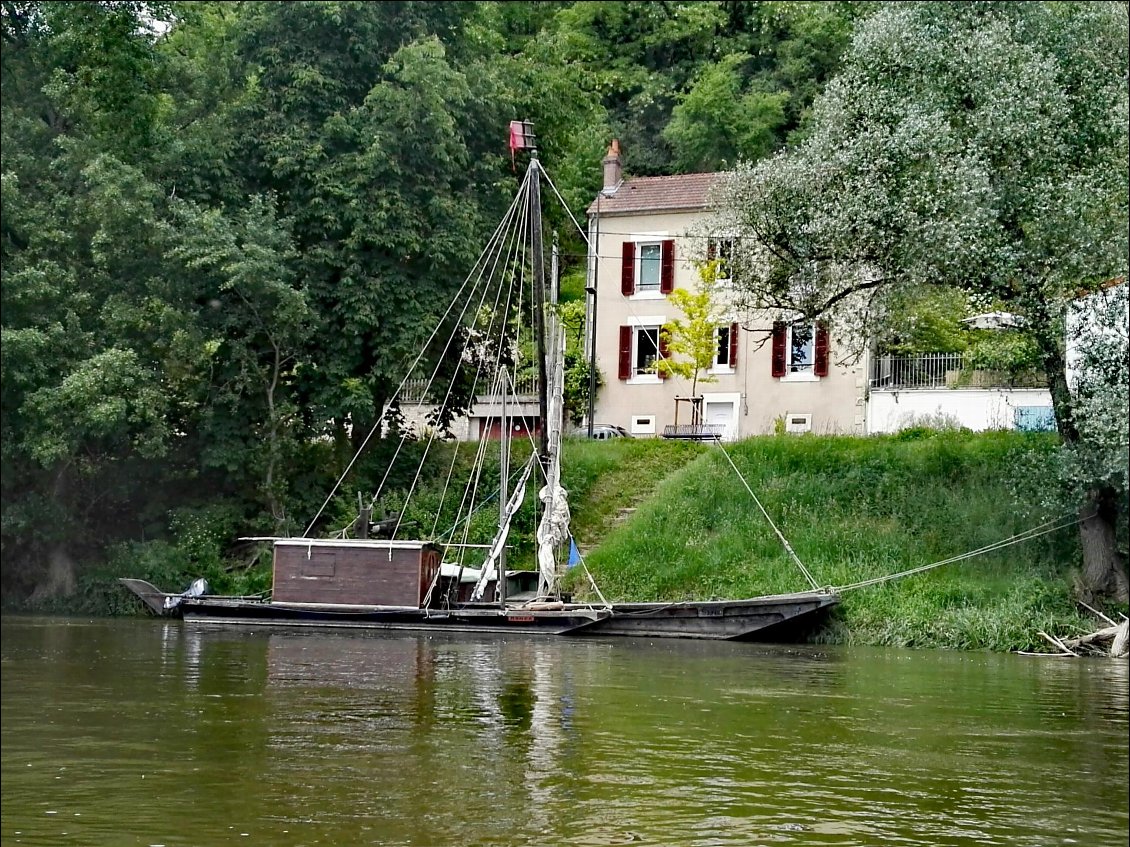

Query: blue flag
[567,537,581,569]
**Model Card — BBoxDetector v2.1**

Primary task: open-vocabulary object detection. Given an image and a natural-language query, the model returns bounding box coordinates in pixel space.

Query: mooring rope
[711,440,822,591]
[833,512,1086,593]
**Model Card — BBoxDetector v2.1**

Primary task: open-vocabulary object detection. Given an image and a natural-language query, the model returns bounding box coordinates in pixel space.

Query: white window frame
[630,234,669,301]
[710,323,735,375]
[781,323,820,383]
[627,314,665,385]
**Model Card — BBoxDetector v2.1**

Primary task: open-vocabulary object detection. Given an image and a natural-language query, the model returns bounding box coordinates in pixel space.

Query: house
[584,142,866,440]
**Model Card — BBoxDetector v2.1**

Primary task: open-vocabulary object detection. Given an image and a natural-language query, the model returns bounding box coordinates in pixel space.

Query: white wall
[588,208,866,437]
[867,388,1053,433]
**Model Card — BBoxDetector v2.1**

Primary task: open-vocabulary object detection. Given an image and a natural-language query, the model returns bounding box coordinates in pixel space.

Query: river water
[1,616,1126,847]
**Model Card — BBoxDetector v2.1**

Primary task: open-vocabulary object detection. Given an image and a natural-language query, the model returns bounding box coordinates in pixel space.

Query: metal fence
[398,372,539,404]
[869,353,1043,390]
[869,353,965,389]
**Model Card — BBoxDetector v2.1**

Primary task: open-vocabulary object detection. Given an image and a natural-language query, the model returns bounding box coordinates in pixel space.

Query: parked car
[572,424,632,440]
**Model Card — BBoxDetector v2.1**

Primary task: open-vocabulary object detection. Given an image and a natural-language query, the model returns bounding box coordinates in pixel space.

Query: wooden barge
[120,539,838,641]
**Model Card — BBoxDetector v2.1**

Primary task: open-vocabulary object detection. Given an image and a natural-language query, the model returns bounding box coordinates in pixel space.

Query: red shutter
[706,239,717,260]
[771,322,787,378]
[729,322,739,367]
[658,331,669,379]
[618,325,632,380]
[660,239,675,294]
[814,322,830,377]
[620,242,635,296]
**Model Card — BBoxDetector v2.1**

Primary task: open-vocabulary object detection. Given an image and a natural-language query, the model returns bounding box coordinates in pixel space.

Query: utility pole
[586,197,600,438]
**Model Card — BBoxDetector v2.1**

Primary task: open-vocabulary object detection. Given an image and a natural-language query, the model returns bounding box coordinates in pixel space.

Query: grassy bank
[25,429,1120,652]
[566,430,1101,651]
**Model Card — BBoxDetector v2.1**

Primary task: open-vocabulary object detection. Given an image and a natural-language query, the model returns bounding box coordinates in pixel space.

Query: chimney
[601,139,622,195]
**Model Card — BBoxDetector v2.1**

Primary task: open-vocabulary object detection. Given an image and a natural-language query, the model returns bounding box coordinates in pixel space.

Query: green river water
[1,616,1127,846]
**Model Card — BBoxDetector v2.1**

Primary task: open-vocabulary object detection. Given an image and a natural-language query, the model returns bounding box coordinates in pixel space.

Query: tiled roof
[587,172,724,216]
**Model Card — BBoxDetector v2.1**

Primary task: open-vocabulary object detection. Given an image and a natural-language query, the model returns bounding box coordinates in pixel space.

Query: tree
[663,52,787,171]
[225,3,513,460]
[166,195,310,532]
[656,260,725,406]
[716,1,1129,601]
[1,2,184,599]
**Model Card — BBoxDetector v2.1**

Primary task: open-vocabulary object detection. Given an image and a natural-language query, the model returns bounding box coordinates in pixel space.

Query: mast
[528,152,549,465]
[498,367,508,606]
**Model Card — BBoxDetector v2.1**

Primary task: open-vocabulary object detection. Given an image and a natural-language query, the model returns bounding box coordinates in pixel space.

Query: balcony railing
[399,372,540,404]
[869,353,1044,390]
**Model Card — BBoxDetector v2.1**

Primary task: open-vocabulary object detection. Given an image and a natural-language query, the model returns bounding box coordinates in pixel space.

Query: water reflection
[1,618,1126,847]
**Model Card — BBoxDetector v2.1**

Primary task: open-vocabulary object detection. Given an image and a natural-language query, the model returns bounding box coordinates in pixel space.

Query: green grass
[62,427,1111,652]
[559,437,706,550]
[569,431,1095,651]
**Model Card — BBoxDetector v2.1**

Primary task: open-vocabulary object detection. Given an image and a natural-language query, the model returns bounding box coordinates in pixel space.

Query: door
[704,401,736,441]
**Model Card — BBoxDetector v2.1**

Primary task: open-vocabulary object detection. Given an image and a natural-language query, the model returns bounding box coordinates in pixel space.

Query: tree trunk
[1034,320,1128,603]
[1078,486,1129,604]
[28,463,77,602]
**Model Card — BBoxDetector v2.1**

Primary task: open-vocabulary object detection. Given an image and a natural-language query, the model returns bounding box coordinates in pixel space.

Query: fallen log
[1059,619,1129,657]
[1110,619,1128,658]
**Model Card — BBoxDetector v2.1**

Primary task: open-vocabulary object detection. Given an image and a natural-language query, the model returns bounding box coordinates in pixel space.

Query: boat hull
[590,593,840,640]
[178,597,608,636]
[120,580,838,641]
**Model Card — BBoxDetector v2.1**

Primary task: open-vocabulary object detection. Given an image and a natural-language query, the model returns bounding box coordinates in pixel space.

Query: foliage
[540,1,868,176]
[578,431,1083,651]
[965,332,1042,376]
[656,259,724,396]
[663,53,787,171]
[876,288,972,355]
[717,1,1129,599]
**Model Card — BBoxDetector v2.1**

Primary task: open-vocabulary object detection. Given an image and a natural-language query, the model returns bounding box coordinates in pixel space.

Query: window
[713,322,739,370]
[618,324,668,381]
[789,325,814,373]
[638,243,662,290]
[621,240,675,296]
[707,238,734,283]
[771,322,829,379]
[784,413,812,434]
[635,326,659,375]
[631,415,656,435]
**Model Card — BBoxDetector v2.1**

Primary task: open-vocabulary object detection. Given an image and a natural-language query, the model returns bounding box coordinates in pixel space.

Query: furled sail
[537,316,570,598]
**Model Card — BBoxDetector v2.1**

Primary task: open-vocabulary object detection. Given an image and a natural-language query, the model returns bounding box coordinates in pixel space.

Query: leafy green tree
[540,1,866,176]
[1,1,182,598]
[656,261,725,402]
[166,195,310,531]
[717,1,1129,601]
[225,3,514,458]
[663,53,787,171]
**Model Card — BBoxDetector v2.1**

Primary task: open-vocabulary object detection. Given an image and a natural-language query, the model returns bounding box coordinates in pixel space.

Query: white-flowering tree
[716,1,1129,601]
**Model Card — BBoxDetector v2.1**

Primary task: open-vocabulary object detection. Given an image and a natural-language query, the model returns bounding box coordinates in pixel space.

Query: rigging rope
[302,182,528,537]
[390,169,532,541]
[539,164,590,247]
[711,440,822,591]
